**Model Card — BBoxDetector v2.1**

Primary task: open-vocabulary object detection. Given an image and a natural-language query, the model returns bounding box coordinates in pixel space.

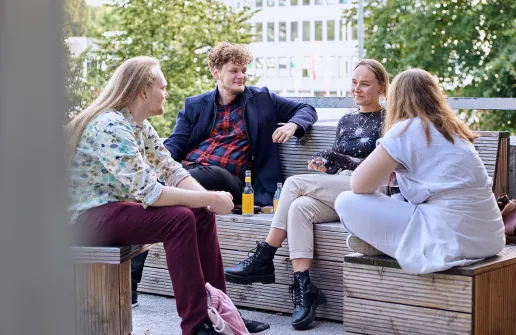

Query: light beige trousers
[270,172,352,259]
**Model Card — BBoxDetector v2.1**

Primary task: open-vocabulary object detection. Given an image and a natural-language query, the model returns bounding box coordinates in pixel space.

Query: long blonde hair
[66,56,160,154]
[383,68,478,144]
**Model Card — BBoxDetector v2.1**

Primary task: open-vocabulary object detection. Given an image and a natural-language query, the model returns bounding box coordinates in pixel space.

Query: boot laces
[288,276,304,307]
[242,241,262,267]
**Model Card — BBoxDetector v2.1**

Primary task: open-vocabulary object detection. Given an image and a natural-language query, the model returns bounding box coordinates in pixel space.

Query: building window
[278,0,286,5]
[291,22,298,41]
[267,57,276,77]
[255,23,263,42]
[256,0,263,7]
[340,20,347,40]
[352,22,358,40]
[303,0,310,4]
[290,56,297,77]
[279,57,288,77]
[302,21,310,41]
[315,0,323,4]
[267,22,275,42]
[267,0,274,6]
[291,0,298,5]
[339,0,348,3]
[302,56,311,78]
[327,0,337,3]
[279,22,286,42]
[328,56,338,77]
[327,20,335,41]
[339,56,348,78]
[256,57,264,77]
[314,21,322,41]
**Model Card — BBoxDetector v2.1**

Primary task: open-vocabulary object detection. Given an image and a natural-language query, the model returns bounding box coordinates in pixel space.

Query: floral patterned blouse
[68,108,190,221]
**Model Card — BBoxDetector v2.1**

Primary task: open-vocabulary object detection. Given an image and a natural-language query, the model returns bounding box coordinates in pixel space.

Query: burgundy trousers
[75,202,226,335]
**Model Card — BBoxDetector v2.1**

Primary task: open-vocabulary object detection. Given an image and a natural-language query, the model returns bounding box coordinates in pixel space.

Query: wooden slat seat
[342,245,516,334]
[140,122,510,324]
[72,244,152,335]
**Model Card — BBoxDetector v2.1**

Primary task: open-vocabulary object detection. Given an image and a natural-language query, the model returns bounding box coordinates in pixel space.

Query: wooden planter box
[342,245,516,335]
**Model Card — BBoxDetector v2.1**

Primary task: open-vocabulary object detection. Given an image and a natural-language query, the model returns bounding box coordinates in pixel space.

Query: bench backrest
[279,97,511,197]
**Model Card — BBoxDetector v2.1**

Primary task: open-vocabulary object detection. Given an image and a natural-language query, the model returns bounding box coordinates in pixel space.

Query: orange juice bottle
[242,170,254,216]
[273,182,282,213]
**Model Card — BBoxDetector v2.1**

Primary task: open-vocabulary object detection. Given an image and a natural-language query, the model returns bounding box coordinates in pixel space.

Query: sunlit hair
[66,56,160,155]
[207,41,253,70]
[354,59,389,99]
[383,68,478,144]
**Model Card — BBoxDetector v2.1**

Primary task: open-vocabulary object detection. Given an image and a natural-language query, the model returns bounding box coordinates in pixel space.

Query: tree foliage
[85,0,256,137]
[344,0,516,132]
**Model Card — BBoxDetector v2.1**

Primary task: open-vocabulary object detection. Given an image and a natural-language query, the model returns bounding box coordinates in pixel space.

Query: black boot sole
[291,291,326,330]
[224,273,275,285]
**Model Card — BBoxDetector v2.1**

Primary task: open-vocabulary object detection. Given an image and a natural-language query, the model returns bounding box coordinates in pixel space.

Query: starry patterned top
[313,108,385,174]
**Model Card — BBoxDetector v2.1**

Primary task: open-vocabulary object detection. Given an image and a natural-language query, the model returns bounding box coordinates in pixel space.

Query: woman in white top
[334,68,505,274]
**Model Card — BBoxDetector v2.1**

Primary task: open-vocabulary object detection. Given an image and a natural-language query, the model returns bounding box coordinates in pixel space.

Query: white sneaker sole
[346,235,384,256]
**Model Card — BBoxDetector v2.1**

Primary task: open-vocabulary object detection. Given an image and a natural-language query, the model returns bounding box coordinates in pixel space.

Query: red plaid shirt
[183,99,251,178]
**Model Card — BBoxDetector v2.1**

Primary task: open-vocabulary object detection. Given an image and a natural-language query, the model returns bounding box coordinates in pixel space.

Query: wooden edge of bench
[344,244,516,277]
[71,244,153,264]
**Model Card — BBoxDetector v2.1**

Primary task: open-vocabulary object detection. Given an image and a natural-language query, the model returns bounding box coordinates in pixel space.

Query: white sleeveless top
[378,118,505,274]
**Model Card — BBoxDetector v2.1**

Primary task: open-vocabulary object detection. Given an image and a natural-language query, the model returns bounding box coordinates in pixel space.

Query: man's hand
[272,122,299,143]
[208,191,234,214]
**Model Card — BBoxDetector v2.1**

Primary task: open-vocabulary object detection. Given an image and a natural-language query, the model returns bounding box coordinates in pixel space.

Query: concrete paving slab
[132,293,343,335]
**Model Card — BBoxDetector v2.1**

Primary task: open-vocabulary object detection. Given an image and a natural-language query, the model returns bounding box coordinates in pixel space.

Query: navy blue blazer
[164,86,318,206]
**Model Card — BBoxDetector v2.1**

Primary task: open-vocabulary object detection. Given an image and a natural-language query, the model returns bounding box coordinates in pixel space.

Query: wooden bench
[342,245,516,334]
[72,244,152,335]
[139,97,511,323]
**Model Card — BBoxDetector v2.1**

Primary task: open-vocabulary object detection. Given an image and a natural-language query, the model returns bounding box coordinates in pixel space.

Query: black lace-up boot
[289,270,326,330]
[224,241,277,285]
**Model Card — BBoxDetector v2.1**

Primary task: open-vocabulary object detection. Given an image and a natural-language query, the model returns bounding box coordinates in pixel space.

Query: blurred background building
[224,0,358,97]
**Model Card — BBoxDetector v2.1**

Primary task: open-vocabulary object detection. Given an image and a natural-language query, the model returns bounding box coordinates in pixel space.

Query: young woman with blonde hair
[225,59,389,330]
[335,68,505,274]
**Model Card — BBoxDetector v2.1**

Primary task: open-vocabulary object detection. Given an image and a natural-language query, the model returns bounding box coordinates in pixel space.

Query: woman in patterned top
[224,59,389,330]
[67,57,269,335]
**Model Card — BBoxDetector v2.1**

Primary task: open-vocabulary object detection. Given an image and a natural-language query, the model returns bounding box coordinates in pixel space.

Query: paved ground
[132,293,343,335]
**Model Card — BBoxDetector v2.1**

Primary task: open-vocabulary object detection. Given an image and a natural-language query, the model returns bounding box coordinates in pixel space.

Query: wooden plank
[343,297,472,335]
[344,245,516,277]
[138,266,343,321]
[71,244,153,264]
[473,262,516,335]
[343,262,472,313]
[119,261,132,335]
[145,245,344,291]
[75,263,121,335]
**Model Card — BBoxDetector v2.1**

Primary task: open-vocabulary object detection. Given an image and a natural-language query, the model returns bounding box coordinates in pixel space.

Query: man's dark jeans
[131,251,148,303]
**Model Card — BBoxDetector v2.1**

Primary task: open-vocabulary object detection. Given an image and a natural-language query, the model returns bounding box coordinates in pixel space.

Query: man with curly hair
[164,41,318,207]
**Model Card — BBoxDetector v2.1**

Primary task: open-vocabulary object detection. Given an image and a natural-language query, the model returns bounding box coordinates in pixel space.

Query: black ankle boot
[289,270,326,330]
[224,241,277,285]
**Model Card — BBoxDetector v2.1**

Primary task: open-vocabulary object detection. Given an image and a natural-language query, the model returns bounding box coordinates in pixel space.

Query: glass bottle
[242,170,254,216]
[273,182,282,214]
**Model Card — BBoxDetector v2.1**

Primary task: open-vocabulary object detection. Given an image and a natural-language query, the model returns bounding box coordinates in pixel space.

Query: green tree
[86,0,256,137]
[64,0,90,36]
[344,0,516,132]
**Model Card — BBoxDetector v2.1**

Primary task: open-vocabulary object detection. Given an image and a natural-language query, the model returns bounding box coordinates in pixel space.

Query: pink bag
[205,283,250,335]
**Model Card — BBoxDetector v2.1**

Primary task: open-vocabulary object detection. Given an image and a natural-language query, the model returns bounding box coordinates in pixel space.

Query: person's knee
[334,191,360,221]
[287,197,315,226]
[163,206,196,234]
